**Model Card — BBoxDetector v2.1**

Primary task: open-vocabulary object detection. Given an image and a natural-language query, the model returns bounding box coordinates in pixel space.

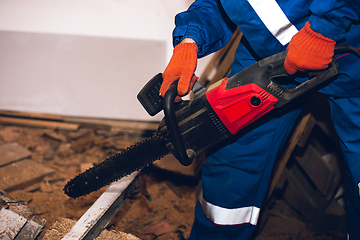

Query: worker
[159,0,360,239]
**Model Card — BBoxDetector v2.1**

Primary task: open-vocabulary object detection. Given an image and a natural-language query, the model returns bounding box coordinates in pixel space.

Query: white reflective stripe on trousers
[247,0,298,45]
[199,191,261,226]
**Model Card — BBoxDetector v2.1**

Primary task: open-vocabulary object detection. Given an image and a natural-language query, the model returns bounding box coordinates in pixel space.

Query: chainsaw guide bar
[64,132,169,198]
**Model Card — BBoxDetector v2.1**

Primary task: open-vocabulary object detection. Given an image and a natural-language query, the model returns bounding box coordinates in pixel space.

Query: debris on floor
[41,218,140,240]
[0,142,55,193]
[0,189,46,240]
[0,110,348,239]
[0,114,200,240]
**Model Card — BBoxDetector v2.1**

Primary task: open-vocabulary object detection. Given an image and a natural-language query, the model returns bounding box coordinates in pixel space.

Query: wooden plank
[0,208,27,239]
[0,190,34,218]
[0,110,64,121]
[0,142,32,167]
[0,159,55,192]
[296,114,316,147]
[283,168,322,221]
[62,171,139,240]
[63,117,158,131]
[0,116,79,131]
[307,198,346,233]
[0,191,46,240]
[266,110,313,200]
[294,144,335,196]
[14,217,46,240]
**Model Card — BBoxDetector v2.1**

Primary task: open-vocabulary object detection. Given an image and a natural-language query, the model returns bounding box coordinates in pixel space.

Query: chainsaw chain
[64,132,169,198]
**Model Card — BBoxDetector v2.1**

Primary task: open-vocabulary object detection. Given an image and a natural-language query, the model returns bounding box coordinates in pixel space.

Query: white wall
[0,0,194,50]
[0,0,211,121]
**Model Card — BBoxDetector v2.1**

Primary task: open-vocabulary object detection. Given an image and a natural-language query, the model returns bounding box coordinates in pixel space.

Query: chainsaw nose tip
[64,183,76,197]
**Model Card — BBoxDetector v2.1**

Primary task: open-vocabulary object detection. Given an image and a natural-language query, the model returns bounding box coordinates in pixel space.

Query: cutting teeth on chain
[64,132,169,198]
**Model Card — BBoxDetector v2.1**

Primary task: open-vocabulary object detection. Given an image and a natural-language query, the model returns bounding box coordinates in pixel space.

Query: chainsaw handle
[270,56,339,108]
[267,44,360,107]
[137,73,164,116]
[226,50,339,109]
[163,81,194,166]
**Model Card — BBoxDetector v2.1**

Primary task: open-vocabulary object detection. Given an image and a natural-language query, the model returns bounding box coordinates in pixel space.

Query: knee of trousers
[198,106,302,226]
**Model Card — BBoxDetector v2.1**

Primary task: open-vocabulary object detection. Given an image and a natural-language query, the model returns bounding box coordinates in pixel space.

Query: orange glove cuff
[284,22,336,75]
[160,43,198,97]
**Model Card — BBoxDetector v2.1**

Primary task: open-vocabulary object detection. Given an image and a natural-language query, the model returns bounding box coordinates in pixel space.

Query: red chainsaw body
[206,78,279,135]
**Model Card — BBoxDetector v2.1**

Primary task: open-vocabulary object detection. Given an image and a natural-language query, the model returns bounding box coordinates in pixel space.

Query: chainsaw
[64,45,360,198]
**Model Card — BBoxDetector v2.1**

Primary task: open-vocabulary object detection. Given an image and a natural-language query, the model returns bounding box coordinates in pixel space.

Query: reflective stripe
[247,0,298,45]
[358,183,360,196]
[199,192,260,226]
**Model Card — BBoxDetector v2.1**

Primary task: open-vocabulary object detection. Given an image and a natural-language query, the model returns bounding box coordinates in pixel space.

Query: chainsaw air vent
[219,95,244,107]
[259,90,271,100]
[207,111,228,134]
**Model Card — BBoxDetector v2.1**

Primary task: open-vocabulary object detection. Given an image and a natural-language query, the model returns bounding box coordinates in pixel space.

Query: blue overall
[172,0,360,239]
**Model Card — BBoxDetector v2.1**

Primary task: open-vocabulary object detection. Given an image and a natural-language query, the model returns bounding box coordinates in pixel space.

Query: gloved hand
[284,22,336,75]
[160,42,199,98]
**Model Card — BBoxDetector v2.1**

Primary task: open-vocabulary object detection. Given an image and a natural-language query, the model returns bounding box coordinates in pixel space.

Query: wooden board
[266,110,314,200]
[307,198,346,232]
[63,117,159,131]
[1,190,47,239]
[62,171,139,240]
[0,110,159,132]
[0,116,79,131]
[283,168,322,221]
[294,144,335,196]
[0,142,32,167]
[0,208,27,239]
[0,110,64,121]
[0,159,55,192]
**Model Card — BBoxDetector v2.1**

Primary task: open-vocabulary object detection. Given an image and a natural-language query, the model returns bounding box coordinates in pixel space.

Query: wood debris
[0,109,347,240]
[41,218,140,240]
[0,159,55,192]
[0,116,79,131]
[0,190,46,240]
[43,141,61,161]
[0,142,32,167]
[0,110,79,131]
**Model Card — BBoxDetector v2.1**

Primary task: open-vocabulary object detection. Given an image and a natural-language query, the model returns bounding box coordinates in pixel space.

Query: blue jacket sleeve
[173,0,237,58]
[309,0,360,41]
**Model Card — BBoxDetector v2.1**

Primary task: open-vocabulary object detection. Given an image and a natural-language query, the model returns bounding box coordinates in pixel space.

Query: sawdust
[0,124,200,239]
[0,123,346,240]
[42,218,140,240]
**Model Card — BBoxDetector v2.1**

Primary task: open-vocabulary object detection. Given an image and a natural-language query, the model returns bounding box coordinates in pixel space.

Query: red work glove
[284,22,336,75]
[160,42,199,98]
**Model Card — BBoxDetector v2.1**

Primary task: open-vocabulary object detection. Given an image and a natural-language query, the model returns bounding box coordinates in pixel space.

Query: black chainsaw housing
[138,52,339,166]
[138,45,360,166]
[158,86,232,165]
